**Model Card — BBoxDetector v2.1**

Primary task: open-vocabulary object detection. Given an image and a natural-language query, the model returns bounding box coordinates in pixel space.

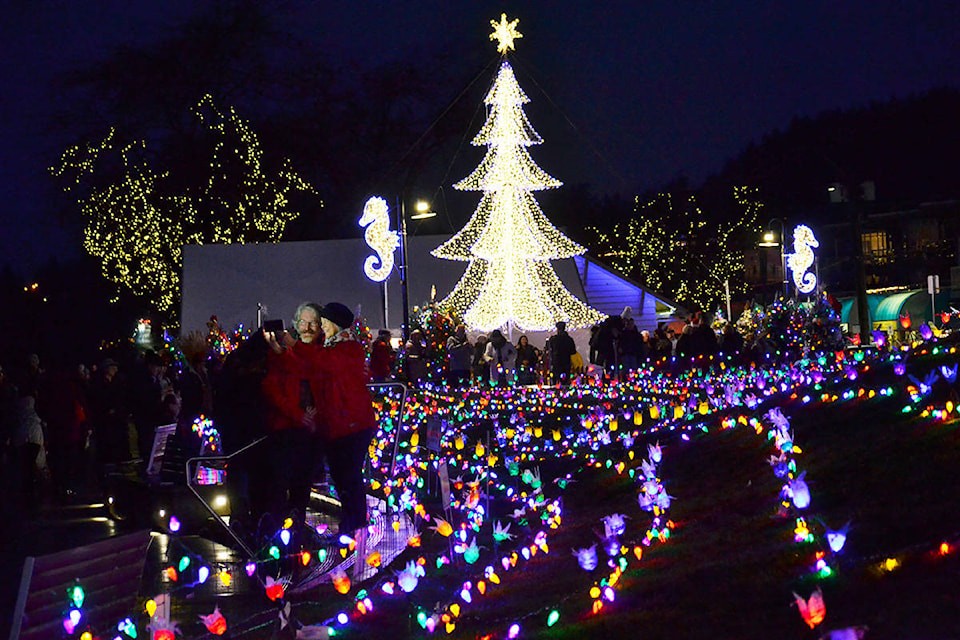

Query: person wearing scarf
[263,302,376,576]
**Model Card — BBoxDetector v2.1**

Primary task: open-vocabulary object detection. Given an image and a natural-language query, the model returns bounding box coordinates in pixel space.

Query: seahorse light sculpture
[786,224,819,294]
[359,196,399,282]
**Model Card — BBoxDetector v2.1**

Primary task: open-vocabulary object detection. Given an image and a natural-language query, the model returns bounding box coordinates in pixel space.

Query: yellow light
[785,225,819,293]
[410,200,436,220]
[360,196,398,282]
[50,96,314,321]
[431,59,603,331]
[489,13,522,53]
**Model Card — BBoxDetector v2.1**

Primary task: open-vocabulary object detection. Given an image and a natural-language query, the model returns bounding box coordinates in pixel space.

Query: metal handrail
[366,382,409,478]
[182,381,408,555]
[185,437,267,557]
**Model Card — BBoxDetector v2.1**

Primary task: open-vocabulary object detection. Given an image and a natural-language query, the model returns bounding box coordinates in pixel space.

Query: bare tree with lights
[51,95,314,323]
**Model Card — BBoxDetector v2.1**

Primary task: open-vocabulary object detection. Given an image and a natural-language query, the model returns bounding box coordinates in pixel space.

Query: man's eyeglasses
[297,319,319,329]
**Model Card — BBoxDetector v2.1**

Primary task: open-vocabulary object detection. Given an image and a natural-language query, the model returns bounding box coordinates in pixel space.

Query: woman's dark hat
[321,302,354,331]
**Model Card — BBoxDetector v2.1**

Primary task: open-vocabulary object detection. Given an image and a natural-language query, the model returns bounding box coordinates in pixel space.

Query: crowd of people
[383,306,747,390]
[385,320,583,389]
[0,301,377,573]
[0,350,184,513]
[0,301,755,573]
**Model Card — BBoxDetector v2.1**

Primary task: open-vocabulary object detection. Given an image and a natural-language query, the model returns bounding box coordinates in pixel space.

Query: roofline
[577,253,690,316]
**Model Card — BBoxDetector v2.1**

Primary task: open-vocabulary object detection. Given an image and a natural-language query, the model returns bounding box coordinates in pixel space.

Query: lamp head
[759,231,779,247]
[410,200,436,220]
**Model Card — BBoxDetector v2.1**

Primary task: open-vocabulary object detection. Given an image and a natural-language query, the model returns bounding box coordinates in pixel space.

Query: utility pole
[852,202,871,346]
[397,196,410,343]
[831,181,874,346]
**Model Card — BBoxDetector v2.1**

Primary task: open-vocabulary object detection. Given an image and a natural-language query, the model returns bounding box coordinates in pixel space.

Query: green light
[178,556,191,572]
[417,611,428,628]
[269,546,280,560]
[547,610,560,626]
[69,584,84,608]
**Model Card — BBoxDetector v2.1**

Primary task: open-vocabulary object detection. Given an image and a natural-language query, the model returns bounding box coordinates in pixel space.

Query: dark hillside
[700,87,960,216]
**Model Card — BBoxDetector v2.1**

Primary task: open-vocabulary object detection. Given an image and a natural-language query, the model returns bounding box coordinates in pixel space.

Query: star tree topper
[490,13,522,53]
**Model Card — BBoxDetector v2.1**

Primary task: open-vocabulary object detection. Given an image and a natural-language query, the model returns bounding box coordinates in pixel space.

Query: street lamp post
[396,198,435,343]
[759,218,787,302]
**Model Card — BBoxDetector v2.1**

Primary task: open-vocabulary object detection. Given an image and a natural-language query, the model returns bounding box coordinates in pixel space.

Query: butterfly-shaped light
[199,606,227,636]
[825,521,852,553]
[788,471,811,509]
[573,545,598,571]
[792,586,826,628]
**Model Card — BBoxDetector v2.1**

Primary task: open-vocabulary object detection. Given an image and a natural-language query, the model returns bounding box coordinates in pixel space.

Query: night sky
[2,1,959,276]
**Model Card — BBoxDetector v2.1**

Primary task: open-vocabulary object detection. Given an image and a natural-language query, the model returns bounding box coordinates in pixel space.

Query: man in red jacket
[261,302,325,530]
[262,302,375,552]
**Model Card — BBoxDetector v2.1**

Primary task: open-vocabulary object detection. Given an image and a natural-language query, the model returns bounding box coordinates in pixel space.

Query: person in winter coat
[38,366,88,499]
[13,395,46,505]
[260,302,325,524]
[618,317,641,373]
[484,329,517,386]
[404,329,428,388]
[263,302,376,557]
[446,325,472,388]
[546,321,577,385]
[471,335,489,385]
[515,335,539,385]
[369,330,396,383]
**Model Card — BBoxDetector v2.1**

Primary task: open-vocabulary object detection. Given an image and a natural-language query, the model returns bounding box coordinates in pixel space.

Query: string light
[585,186,762,312]
[785,224,819,294]
[50,94,315,322]
[360,196,399,282]
[432,50,603,331]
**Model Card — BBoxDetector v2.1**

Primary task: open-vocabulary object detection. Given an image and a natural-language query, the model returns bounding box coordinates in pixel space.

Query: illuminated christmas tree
[432,14,604,332]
